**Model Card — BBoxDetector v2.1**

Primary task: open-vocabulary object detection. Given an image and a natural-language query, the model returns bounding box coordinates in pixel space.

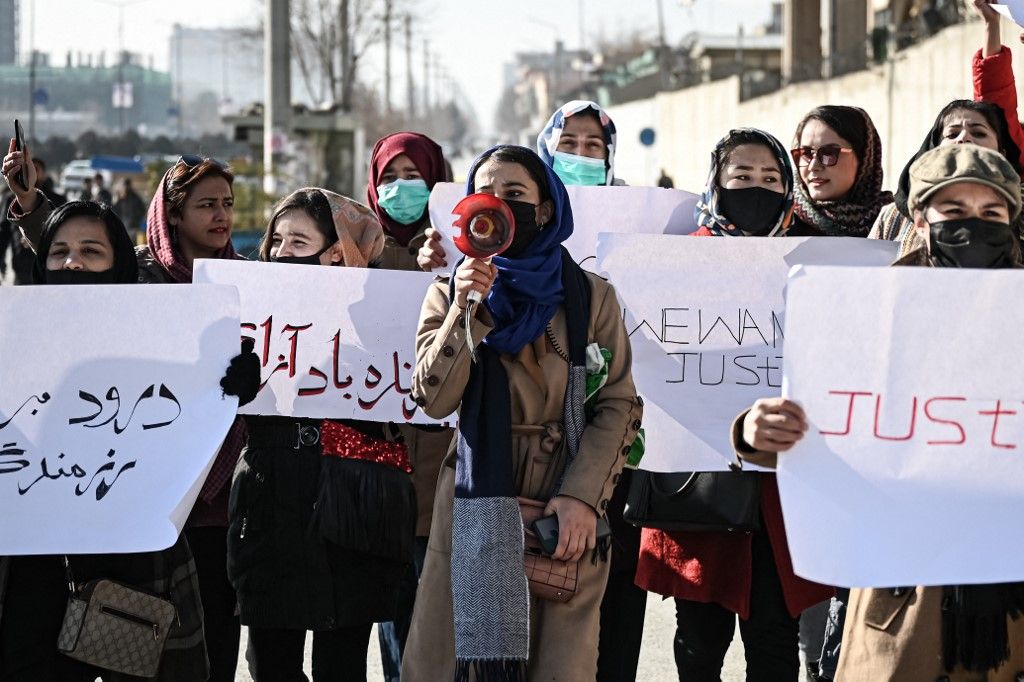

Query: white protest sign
[779,265,1024,587]
[194,259,446,423]
[993,1,1024,27]
[0,284,240,554]
[427,182,698,273]
[596,234,898,472]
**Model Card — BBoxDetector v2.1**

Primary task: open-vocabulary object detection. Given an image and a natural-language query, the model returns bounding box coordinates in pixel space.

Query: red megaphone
[451,193,515,259]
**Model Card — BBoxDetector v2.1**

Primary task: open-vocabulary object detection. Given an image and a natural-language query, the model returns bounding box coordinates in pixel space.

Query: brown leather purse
[518,497,578,603]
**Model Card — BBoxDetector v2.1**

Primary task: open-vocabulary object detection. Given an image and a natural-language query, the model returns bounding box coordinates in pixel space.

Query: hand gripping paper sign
[779,266,1024,587]
[194,260,450,423]
[0,284,240,554]
[427,182,699,274]
[596,234,898,472]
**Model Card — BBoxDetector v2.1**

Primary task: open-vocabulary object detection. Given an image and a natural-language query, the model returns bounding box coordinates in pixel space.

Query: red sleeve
[691,226,715,237]
[973,46,1024,173]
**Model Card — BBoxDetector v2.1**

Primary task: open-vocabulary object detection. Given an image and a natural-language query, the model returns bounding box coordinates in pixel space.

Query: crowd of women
[1,2,1023,681]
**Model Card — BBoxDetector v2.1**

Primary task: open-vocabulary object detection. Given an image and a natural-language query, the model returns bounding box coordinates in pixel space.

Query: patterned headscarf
[792,106,893,236]
[536,100,617,185]
[317,189,385,267]
[694,128,795,237]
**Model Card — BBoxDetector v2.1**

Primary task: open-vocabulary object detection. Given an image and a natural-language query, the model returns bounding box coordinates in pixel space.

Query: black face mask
[718,186,787,236]
[928,218,1018,269]
[272,243,334,266]
[501,199,544,259]
[45,268,118,285]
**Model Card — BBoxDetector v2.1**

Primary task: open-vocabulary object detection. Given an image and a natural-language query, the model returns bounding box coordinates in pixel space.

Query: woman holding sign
[2,149,252,681]
[401,145,642,681]
[0,201,258,681]
[366,132,457,679]
[227,188,417,680]
[636,128,834,682]
[744,144,1024,681]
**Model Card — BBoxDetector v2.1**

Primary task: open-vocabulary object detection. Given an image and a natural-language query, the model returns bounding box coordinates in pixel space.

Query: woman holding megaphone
[400,145,642,681]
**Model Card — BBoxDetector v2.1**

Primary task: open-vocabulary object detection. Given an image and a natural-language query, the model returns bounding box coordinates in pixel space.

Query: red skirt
[636,473,833,619]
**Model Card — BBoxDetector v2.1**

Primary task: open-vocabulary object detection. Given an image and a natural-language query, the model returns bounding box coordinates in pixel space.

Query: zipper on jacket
[240,517,248,539]
[99,605,160,640]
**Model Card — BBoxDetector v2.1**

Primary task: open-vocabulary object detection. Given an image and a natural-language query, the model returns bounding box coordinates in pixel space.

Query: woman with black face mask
[227,188,418,681]
[636,129,833,682]
[400,145,641,681]
[0,201,257,681]
[739,143,1024,681]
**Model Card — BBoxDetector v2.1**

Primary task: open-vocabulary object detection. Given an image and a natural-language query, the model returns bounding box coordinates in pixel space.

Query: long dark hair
[258,188,337,262]
[33,201,139,284]
[467,145,553,204]
[894,99,1022,216]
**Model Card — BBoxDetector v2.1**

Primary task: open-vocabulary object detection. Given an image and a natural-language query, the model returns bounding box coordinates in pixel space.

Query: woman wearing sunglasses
[1,148,252,682]
[789,105,893,238]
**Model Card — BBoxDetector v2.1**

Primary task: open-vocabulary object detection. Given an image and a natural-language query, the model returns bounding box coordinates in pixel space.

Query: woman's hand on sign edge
[742,397,808,453]
[973,0,1000,25]
[544,495,597,563]
[453,257,497,310]
[417,227,447,271]
[2,139,39,212]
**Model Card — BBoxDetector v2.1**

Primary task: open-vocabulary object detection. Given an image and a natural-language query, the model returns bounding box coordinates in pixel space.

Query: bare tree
[290,0,392,110]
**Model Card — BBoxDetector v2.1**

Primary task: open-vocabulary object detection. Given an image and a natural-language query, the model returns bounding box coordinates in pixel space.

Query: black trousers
[248,624,373,681]
[185,526,240,682]
[673,529,799,682]
[597,469,648,682]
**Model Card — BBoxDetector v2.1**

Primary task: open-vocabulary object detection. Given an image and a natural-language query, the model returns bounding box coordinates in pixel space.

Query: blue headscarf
[536,100,618,185]
[465,145,574,355]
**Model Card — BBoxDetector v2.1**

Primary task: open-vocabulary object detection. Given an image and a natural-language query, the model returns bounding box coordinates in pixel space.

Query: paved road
[233,596,749,681]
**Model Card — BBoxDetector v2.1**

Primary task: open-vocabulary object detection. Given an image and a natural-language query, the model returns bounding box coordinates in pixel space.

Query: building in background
[0,0,18,65]
[0,52,173,139]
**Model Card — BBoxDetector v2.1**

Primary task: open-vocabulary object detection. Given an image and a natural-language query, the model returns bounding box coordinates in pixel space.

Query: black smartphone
[13,119,27,191]
[531,514,613,556]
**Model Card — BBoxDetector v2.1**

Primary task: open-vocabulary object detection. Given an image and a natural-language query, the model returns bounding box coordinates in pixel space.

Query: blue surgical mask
[376,178,430,225]
[552,151,607,186]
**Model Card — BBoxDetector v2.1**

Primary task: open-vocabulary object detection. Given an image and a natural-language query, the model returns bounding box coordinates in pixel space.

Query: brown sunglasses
[790,145,854,167]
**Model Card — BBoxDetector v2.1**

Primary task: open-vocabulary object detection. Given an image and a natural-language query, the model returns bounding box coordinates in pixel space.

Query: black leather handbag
[623,470,761,533]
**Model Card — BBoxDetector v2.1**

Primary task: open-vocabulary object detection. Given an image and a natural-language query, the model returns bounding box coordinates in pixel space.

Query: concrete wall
[608,18,1024,193]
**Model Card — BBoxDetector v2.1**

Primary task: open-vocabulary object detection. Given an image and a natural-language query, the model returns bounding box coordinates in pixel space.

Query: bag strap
[63,556,77,595]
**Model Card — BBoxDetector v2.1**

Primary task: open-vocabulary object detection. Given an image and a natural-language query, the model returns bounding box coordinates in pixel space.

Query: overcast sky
[21,0,775,131]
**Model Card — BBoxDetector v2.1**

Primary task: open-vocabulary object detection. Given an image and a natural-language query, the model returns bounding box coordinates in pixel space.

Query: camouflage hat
[908,143,1022,220]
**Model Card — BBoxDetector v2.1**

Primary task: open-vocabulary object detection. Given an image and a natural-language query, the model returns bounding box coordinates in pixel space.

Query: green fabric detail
[584,345,645,468]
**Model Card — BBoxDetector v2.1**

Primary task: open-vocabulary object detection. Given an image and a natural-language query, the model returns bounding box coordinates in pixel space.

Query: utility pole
[422,40,430,113]
[656,0,671,91]
[405,13,414,119]
[264,0,291,193]
[383,0,392,113]
[28,0,35,142]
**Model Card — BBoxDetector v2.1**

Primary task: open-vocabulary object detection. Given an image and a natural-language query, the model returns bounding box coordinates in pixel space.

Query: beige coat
[378,230,454,537]
[401,273,642,681]
[837,587,1024,682]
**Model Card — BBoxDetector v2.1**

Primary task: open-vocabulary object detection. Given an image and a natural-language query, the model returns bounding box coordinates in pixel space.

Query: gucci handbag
[623,470,762,533]
[518,497,578,603]
[57,559,177,678]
